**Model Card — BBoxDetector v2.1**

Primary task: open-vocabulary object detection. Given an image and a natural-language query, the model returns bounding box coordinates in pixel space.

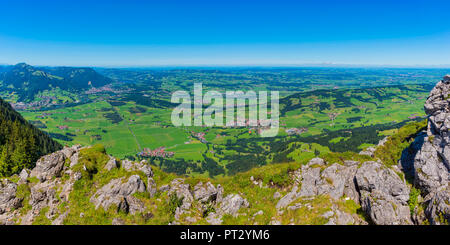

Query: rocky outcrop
[90,175,146,213]
[425,187,450,225]
[205,193,249,225]
[274,157,412,225]
[122,160,153,177]
[218,194,249,217]
[193,181,223,204]
[355,162,412,225]
[0,145,250,225]
[104,157,118,171]
[30,151,66,182]
[0,180,22,214]
[168,179,194,211]
[410,75,450,224]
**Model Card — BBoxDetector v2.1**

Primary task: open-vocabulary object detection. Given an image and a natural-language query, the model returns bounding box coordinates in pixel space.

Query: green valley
[2,64,447,178]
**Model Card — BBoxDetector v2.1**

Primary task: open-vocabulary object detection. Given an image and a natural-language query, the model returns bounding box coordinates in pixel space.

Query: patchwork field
[18,81,430,178]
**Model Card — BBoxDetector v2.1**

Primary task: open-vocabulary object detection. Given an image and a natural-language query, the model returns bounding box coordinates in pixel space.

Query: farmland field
[8,67,448,177]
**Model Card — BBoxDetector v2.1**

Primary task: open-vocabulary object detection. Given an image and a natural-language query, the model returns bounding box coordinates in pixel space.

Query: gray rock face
[168,179,194,210]
[414,139,449,194]
[0,180,22,214]
[218,194,249,217]
[61,146,76,159]
[24,179,64,224]
[355,162,412,225]
[90,175,146,213]
[147,177,157,198]
[30,151,66,182]
[18,169,30,184]
[318,164,358,200]
[298,165,321,197]
[112,218,125,225]
[425,187,450,225]
[69,152,79,168]
[359,147,376,157]
[121,160,134,171]
[121,160,153,177]
[276,186,298,209]
[126,196,146,215]
[193,182,221,203]
[104,157,118,171]
[297,159,359,203]
[410,76,450,224]
[30,181,58,210]
[64,145,81,168]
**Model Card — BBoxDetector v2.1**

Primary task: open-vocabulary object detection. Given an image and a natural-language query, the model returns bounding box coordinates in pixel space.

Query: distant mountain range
[0,63,113,101]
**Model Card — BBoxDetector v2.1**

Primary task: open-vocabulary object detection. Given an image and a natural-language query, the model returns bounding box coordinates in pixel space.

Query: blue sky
[0,0,449,67]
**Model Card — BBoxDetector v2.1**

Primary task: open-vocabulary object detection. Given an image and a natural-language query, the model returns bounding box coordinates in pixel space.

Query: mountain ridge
[0,63,113,101]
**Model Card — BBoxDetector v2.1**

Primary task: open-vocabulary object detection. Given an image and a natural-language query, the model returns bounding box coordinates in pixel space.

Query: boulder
[193,182,220,203]
[218,194,249,217]
[18,169,30,184]
[90,175,146,213]
[0,180,22,214]
[61,146,76,159]
[126,196,146,215]
[30,151,66,182]
[359,147,376,157]
[297,159,359,202]
[147,177,157,198]
[112,218,125,225]
[104,157,118,171]
[276,186,298,209]
[168,179,194,209]
[121,160,153,177]
[355,162,412,225]
[30,180,58,211]
[69,152,79,168]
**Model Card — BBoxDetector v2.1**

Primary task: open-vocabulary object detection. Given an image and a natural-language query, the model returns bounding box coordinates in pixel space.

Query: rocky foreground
[1,77,449,225]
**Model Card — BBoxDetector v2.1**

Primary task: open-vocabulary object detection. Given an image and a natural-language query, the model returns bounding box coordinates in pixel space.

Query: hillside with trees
[0,97,62,176]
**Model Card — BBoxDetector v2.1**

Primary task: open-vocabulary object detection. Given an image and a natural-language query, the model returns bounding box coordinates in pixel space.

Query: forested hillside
[0,63,113,101]
[0,97,62,176]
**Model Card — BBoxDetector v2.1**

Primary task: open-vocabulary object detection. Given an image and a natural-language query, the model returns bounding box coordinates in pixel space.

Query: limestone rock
[218,194,249,217]
[112,218,125,225]
[121,160,153,177]
[414,139,449,195]
[297,159,359,202]
[355,161,412,225]
[0,180,22,214]
[425,187,450,225]
[18,169,30,184]
[147,177,157,197]
[90,175,146,213]
[359,147,376,157]
[193,182,220,203]
[104,157,118,171]
[30,151,66,182]
[168,179,194,210]
[126,196,146,215]
[276,186,298,209]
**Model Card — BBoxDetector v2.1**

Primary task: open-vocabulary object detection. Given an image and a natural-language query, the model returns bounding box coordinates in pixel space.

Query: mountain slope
[0,63,113,101]
[0,97,62,176]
